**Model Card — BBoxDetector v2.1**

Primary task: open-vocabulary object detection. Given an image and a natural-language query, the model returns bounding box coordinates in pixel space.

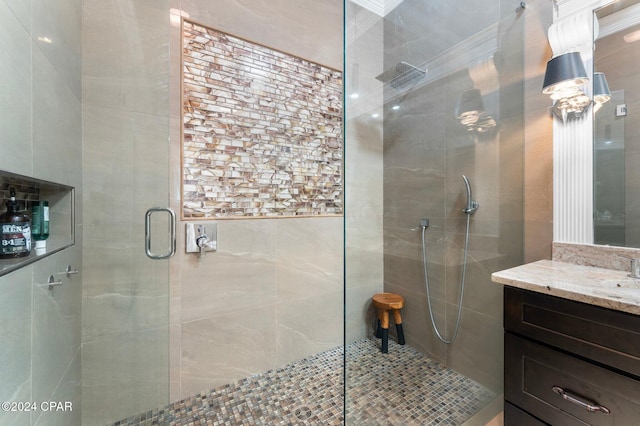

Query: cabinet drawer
[504,402,548,426]
[505,333,640,426]
[504,287,640,378]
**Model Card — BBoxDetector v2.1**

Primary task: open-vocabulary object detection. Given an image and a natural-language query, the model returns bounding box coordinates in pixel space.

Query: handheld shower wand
[420,175,479,344]
[462,175,479,214]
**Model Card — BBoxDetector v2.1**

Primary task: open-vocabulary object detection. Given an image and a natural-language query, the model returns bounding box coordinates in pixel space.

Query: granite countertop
[491,259,640,315]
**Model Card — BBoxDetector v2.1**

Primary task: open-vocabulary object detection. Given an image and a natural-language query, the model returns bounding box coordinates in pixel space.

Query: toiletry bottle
[0,188,31,258]
[31,200,49,251]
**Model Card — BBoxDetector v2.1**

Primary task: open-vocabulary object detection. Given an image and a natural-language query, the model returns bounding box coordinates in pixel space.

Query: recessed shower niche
[0,170,75,277]
[181,21,344,219]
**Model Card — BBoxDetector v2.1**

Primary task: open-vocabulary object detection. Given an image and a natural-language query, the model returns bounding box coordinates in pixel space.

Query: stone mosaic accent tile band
[182,21,343,219]
[111,339,495,425]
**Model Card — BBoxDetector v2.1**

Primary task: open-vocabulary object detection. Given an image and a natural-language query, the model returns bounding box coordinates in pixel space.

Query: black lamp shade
[542,52,589,94]
[593,72,611,103]
[455,89,484,118]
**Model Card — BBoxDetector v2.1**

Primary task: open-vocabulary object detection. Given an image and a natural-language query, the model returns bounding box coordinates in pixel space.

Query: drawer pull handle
[552,386,611,415]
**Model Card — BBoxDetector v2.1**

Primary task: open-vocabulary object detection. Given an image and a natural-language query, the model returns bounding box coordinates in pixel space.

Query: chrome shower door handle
[145,207,176,259]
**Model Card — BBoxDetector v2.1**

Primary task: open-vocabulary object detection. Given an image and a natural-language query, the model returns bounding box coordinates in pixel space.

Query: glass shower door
[81,0,172,424]
[345,0,525,424]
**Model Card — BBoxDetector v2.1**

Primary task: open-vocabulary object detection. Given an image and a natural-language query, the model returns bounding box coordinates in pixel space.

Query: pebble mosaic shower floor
[111,338,496,425]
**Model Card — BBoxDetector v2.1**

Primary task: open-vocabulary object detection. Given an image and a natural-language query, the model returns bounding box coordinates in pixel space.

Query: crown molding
[350,0,405,17]
[554,0,612,19]
[598,2,640,39]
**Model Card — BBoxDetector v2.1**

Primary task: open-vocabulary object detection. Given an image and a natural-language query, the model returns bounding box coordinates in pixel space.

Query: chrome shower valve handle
[186,223,218,257]
[196,233,209,257]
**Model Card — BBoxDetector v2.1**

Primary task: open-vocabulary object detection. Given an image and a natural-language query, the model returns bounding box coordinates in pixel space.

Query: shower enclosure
[81,1,345,424]
[1,0,525,424]
[82,0,525,423]
[345,0,524,422]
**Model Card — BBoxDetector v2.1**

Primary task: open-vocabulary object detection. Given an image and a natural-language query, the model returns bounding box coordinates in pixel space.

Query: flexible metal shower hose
[421,213,471,344]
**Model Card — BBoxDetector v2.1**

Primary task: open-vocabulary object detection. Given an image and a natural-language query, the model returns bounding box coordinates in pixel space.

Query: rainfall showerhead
[375,62,426,90]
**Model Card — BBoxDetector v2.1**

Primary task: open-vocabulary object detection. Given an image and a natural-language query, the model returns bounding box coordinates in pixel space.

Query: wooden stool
[372,293,405,353]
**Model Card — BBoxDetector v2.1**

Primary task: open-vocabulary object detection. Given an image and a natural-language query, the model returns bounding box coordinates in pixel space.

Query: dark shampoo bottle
[0,188,32,259]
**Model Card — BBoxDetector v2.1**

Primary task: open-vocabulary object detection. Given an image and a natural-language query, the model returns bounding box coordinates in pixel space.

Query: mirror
[593,0,640,247]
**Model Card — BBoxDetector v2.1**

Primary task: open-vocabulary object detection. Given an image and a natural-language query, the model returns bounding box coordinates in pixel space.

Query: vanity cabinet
[504,286,640,425]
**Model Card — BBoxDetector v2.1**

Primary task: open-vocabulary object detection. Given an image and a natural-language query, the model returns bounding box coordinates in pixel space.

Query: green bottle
[0,188,32,258]
[32,201,49,250]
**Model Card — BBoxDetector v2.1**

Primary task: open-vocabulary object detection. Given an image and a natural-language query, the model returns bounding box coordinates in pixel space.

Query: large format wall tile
[0,0,32,175]
[82,328,169,426]
[32,247,82,407]
[170,0,346,404]
[445,307,503,392]
[3,0,30,31]
[275,217,343,299]
[180,305,277,398]
[34,350,81,426]
[180,0,343,71]
[1,1,82,425]
[82,102,171,341]
[32,0,82,98]
[169,324,181,401]
[276,290,343,366]
[179,219,278,322]
[82,0,169,115]
[32,47,82,186]
[343,4,385,344]
[345,282,380,342]
[381,0,527,394]
[81,1,171,422]
[180,251,278,322]
[0,267,31,426]
[2,3,82,415]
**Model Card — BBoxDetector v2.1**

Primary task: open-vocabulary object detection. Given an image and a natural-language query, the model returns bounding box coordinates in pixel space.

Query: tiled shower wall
[82,1,172,424]
[344,1,385,343]
[81,1,345,423]
[376,0,555,394]
[182,22,343,218]
[0,0,83,425]
[381,0,527,393]
[168,0,345,403]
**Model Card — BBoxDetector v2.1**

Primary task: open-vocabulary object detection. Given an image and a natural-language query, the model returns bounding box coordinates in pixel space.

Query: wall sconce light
[593,71,611,103]
[542,52,591,121]
[455,89,496,133]
[455,89,484,126]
